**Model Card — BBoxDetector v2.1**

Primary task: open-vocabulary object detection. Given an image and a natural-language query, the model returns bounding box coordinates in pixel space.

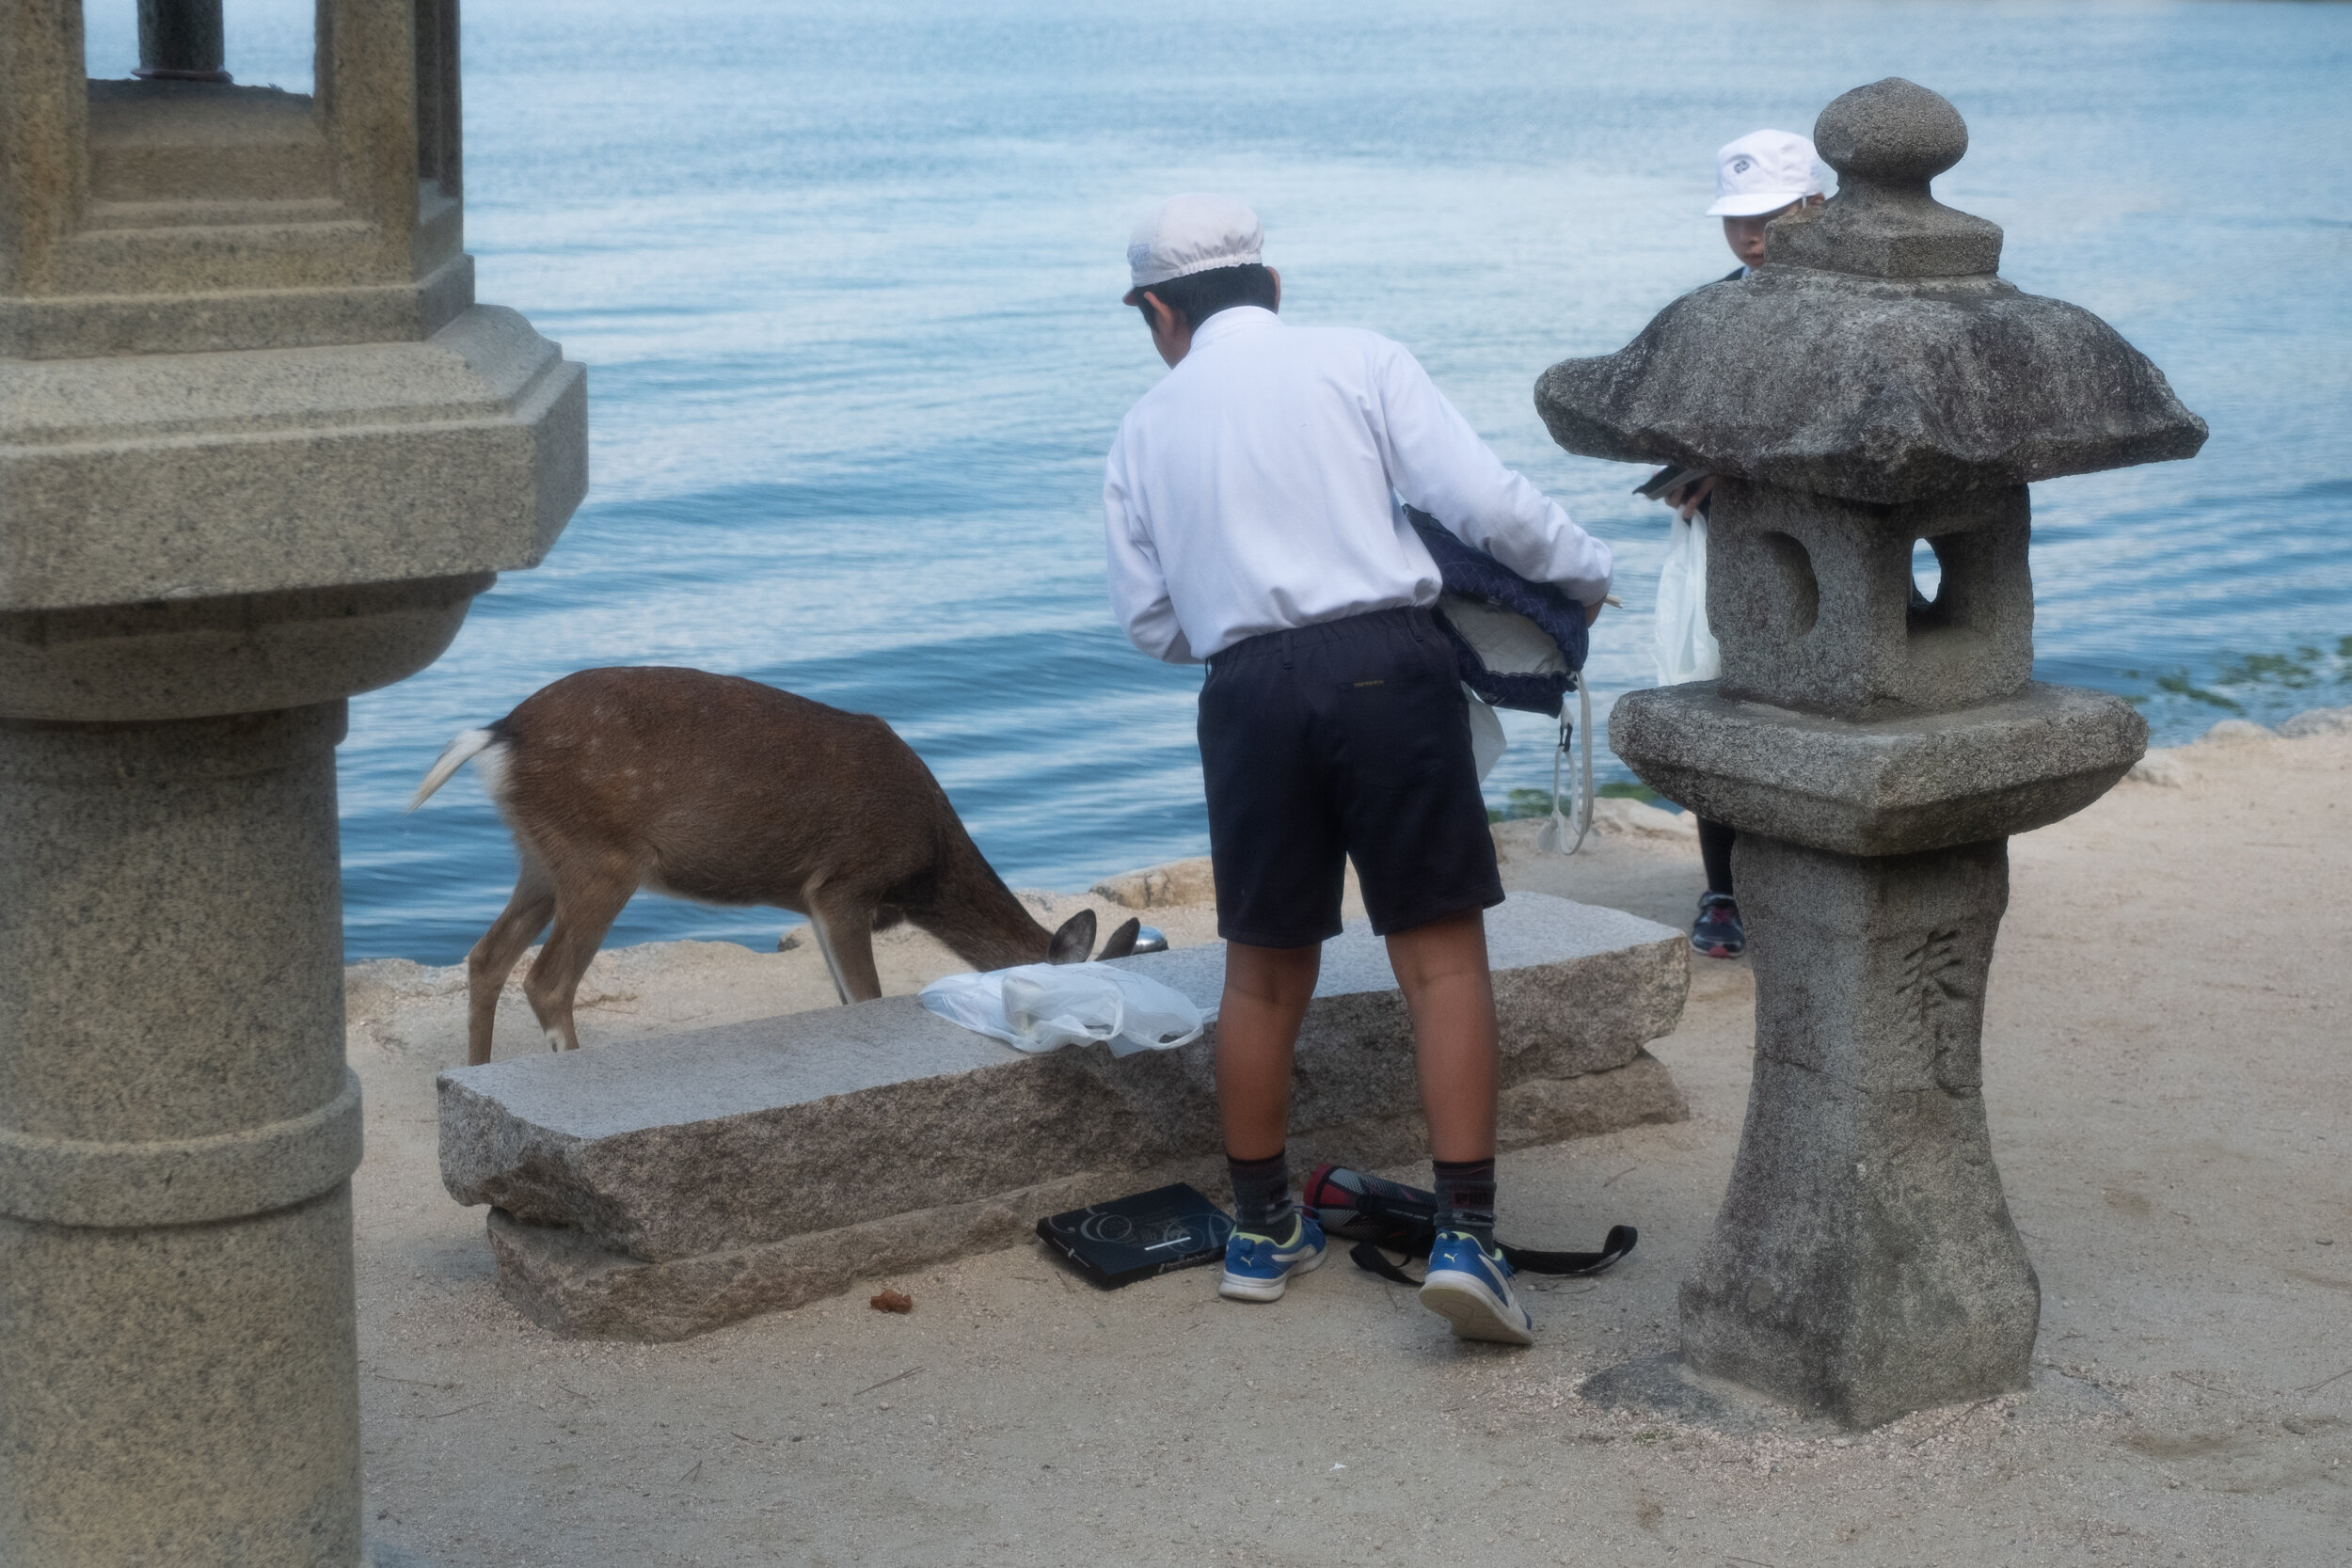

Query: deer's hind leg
[467,848,558,1065]
[521,859,637,1053]
[805,884,884,1006]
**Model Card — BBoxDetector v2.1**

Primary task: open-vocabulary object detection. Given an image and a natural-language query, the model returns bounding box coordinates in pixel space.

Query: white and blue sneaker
[1419,1230,1535,1345]
[1218,1212,1327,1302]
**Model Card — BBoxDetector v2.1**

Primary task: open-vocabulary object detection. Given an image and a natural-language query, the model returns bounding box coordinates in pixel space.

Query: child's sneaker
[1691,892,1744,958]
[1218,1212,1327,1302]
[1419,1231,1534,1345]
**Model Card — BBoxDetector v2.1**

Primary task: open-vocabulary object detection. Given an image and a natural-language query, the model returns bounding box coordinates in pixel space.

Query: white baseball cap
[1122,194,1264,304]
[1707,130,1828,217]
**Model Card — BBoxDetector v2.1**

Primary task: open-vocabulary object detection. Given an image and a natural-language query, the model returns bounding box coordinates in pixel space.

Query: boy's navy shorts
[1199,605,1504,949]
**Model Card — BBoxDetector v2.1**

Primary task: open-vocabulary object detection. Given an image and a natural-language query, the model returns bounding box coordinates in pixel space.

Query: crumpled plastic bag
[919,960,1211,1056]
[1653,511,1721,687]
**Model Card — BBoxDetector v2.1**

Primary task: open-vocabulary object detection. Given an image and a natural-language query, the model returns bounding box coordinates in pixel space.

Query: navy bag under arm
[1404,506,1589,716]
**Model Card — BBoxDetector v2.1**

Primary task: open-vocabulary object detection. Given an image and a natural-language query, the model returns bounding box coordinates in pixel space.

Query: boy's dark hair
[1136,262,1278,331]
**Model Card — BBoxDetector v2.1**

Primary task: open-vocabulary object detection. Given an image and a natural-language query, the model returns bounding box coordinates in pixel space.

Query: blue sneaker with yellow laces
[1419,1230,1535,1345]
[1218,1212,1327,1302]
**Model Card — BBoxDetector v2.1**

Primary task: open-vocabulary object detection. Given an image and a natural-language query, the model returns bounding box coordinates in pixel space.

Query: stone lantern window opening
[5,1,474,360]
[1909,533,1944,606]
[414,0,458,199]
[85,0,317,91]
[82,0,463,200]
[1755,531,1820,641]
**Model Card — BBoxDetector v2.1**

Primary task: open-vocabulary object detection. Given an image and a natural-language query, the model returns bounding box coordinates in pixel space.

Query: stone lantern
[1536,79,2203,1428]
[0,4,584,1564]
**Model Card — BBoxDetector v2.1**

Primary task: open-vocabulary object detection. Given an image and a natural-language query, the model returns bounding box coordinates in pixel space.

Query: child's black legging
[1697,816,1737,896]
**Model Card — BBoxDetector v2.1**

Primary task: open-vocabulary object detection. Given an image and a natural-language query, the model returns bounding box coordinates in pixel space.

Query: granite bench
[437,891,1689,1339]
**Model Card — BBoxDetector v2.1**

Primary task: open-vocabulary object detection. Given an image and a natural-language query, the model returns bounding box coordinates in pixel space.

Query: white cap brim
[1129,250,1263,292]
[1707,191,1808,218]
[1123,250,1263,304]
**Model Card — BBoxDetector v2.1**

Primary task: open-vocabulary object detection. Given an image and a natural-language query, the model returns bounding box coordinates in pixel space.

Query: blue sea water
[89,3,2349,963]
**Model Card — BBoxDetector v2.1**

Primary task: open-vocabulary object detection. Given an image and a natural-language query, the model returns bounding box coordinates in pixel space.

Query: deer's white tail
[408,727,505,814]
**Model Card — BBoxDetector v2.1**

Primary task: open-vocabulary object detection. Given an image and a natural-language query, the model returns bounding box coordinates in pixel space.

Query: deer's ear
[1096,916,1141,961]
[1048,909,1097,965]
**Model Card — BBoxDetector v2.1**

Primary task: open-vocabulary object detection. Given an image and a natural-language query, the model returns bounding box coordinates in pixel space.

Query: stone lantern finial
[1534,82,2204,1428]
[1774,76,2001,279]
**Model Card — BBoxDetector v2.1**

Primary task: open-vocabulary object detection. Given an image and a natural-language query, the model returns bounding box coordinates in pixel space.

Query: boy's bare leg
[1386,908,1499,1163]
[1216,940,1322,1159]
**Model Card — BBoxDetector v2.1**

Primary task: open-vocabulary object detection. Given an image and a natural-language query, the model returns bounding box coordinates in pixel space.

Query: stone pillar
[0,5,584,1564]
[1536,79,2204,1428]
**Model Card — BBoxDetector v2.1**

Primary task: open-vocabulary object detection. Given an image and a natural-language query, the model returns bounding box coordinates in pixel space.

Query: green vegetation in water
[1486,781,1660,822]
[2124,635,2351,715]
[1486,787,1555,823]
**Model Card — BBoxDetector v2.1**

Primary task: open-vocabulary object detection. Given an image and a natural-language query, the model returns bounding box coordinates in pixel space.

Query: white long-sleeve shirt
[1104,306,1612,664]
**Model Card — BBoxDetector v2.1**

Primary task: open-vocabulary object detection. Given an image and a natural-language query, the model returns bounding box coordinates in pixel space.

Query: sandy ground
[348,718,2351,1568]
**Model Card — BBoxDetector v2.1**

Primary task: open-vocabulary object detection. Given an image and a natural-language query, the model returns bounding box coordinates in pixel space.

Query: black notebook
[1633,464,1710,500]
[1036,1182,1234,1290]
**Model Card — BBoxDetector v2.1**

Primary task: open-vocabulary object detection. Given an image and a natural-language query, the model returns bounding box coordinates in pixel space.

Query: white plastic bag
[919,961,1210,1056]
[1463,686,1506,781]
[1652,512,1721,686]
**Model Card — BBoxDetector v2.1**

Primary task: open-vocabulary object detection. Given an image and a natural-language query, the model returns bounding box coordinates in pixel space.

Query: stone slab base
[485,1051,1686,1341]
[440,895,1687,1259]
[442,893,1691,1339]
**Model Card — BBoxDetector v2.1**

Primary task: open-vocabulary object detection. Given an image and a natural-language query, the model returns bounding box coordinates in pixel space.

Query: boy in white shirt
[1104,195,1611,1345]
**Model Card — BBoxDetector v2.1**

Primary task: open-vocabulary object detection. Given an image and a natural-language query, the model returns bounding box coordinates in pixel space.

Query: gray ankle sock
[1227,1148,1296,1237]
[1432,1157,1497,1249]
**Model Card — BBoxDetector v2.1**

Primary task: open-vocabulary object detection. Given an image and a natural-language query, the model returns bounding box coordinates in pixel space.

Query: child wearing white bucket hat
[1708,128,1829,235]
[1651,131,1828,961]
[1103,194,1613,1347]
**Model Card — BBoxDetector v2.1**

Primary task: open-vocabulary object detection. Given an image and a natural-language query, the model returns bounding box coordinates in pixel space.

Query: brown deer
[409,666,1139,1064]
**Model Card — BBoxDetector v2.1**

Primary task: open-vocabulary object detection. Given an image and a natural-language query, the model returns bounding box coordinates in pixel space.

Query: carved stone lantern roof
[1535,77,2207,506]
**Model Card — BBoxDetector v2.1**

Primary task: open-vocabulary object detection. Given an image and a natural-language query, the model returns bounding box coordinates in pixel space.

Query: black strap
[1347,1224,1637,1287]
[1503,1225,1639,1275]
[1349,1242,1424,1286]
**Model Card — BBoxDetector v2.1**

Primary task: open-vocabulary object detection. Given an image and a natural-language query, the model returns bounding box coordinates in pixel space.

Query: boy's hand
[1661,474,1715,521]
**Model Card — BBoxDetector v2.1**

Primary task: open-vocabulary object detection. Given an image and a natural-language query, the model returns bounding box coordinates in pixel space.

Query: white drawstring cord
[1536,681,1594,857]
